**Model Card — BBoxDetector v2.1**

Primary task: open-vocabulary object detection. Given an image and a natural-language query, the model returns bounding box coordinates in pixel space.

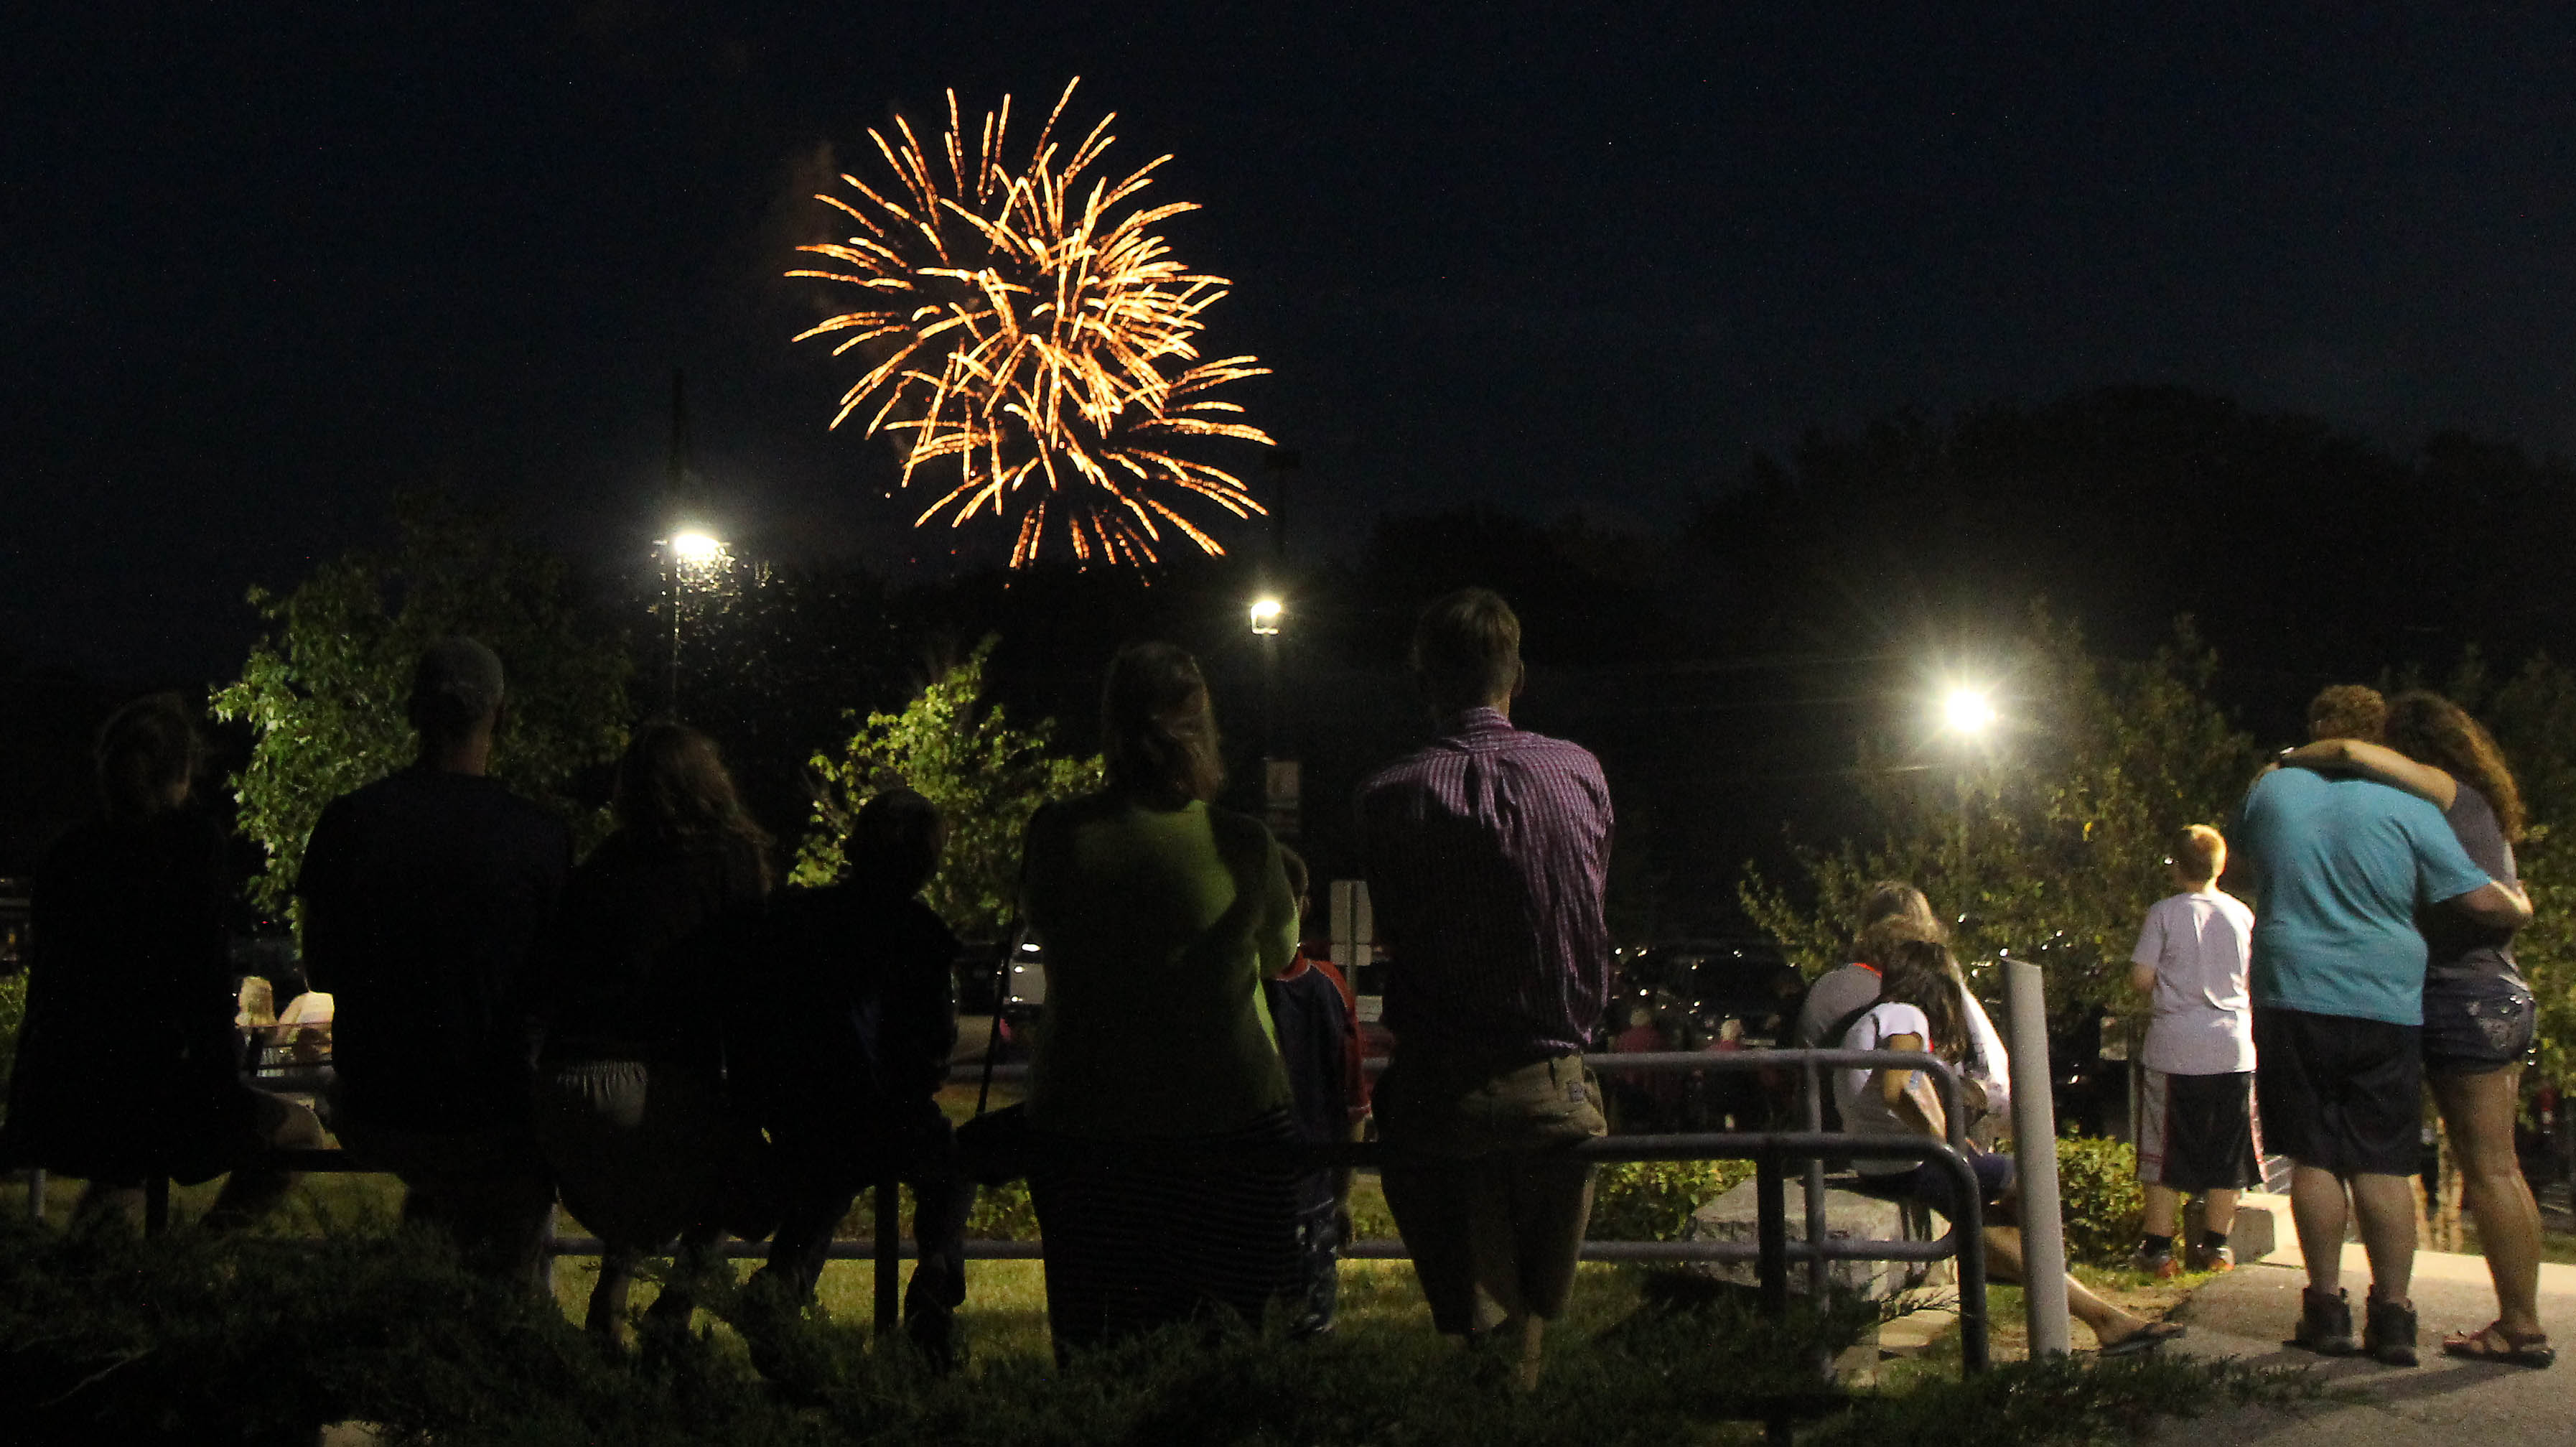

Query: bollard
[2004,959,2072,1357]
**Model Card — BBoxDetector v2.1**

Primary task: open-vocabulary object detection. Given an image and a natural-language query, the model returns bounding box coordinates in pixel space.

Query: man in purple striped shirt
[1358,587,1613,1389]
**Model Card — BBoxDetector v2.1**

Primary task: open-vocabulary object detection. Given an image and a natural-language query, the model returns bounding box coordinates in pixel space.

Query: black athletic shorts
[2422,974,2537,1076]
[2251,1006,2422,1176]
[2138,1069,2262,1191]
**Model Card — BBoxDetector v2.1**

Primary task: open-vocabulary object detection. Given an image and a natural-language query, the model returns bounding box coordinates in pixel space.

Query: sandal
[2099,1319,2188,1358]
[2440,1322,2554,1369]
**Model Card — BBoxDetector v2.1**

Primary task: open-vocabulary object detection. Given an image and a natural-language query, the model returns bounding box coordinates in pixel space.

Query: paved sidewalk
[2142,1230,2572,1446]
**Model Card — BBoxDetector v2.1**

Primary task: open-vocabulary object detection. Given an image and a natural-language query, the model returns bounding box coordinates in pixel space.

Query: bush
[0,969,23,1123]
[1588,1158,1756,1242]
[2048,1132,2145,1267]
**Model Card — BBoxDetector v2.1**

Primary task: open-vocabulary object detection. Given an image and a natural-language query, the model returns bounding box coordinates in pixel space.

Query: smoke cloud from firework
[788,79,1273,569]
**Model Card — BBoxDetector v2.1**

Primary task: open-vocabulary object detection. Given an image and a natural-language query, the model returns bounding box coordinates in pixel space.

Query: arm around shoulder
[2448,878,2534,930]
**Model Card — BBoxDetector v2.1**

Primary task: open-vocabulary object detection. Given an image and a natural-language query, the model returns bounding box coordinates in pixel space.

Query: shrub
[0,969,23,1122]
[2048,1132,2145,1267]
[1588,1158,1756,1242]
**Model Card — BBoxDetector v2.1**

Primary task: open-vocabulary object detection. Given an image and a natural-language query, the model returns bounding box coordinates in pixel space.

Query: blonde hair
[2172,824,2225,885]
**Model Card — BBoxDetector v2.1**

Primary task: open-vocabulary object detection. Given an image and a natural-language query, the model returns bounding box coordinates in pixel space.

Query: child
[736,789,973,1369]
[2128,824,2262,1276]
[1262,847,1371,1334]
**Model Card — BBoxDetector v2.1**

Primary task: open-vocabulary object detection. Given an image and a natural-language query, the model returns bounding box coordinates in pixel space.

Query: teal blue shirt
[2236,768,2494,1025]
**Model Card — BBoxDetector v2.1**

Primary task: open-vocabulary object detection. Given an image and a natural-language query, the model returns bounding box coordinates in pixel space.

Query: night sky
[10,3,2576,683]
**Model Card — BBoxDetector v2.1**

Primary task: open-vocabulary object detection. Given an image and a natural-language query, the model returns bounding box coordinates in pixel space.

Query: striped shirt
[1357,707,1614,1071]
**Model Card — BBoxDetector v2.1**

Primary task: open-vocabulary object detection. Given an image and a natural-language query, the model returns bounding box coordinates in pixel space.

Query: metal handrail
[16,1046,1992,1381]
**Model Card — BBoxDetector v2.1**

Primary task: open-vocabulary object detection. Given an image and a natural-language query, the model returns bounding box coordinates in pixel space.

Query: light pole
[663,529,726,717]
[1249,597,1293,837]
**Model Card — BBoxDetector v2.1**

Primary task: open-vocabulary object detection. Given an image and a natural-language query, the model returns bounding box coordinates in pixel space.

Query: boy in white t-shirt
[2128,824,2262,1278]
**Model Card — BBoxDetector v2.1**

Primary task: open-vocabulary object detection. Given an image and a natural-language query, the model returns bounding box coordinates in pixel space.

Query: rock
[1686,1178,1933,1300]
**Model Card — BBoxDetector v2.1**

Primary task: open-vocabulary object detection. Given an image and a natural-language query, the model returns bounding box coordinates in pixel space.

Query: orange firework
[789,79,1273,568]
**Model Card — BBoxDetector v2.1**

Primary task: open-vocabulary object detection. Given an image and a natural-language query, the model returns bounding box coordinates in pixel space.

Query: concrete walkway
[2145,1201,2574,1446]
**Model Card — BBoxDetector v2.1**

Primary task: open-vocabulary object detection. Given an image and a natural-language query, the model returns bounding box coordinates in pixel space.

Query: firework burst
[789,79,1273,568]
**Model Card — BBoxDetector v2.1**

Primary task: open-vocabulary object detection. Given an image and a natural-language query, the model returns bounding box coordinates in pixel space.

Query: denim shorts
[2422,974,2536,1075]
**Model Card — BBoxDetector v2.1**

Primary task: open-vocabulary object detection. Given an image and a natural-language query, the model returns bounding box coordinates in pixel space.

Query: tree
[1742,609,2264,1030]
[793,638,1103,938]
[211,493,633,920]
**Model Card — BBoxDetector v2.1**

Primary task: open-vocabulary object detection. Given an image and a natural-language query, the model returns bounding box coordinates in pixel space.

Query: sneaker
[2130,1247,2181,1280]
[2364,1295,2419,1367]
[2186,1242,2236,1273]
[2290,1286,2358,1356]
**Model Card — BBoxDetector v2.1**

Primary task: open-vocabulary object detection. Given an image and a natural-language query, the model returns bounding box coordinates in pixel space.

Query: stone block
[1686,1178,1927,1300]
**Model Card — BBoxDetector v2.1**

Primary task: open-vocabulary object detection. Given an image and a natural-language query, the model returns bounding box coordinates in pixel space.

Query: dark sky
[10,2,2576,682]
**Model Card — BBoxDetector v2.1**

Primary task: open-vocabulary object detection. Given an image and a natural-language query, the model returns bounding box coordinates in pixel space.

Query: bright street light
[1943,687,1999,735]
[1249,597,1284,636]
[670,530,726,564]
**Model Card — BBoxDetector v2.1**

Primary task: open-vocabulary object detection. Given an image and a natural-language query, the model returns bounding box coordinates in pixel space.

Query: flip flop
[2099,1320,2187,1358]
[2440,1323,2554,1369]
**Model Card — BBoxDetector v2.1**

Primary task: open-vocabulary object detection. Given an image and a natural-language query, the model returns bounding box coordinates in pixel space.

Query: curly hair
[612,721,775,888]
[2386,691,2525,842]
[1875,936,1969,1063]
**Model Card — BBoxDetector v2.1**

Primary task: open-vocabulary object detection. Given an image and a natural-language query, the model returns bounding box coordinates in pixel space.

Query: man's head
[848,788,946,897]
[2170,824,2226,889]
[2307,684,2386,744]
[95,692,202,819]
[1410,587,1524,715]
[409,637,507,750]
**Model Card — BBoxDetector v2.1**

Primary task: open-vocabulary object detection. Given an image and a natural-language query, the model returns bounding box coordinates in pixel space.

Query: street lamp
[1942,687,1999,736]
[661,528,728,715]
[1248,595,1294,837]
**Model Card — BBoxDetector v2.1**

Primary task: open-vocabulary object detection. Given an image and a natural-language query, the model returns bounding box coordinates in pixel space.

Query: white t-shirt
[1835,1000,1935,1176]
[2133,888,2257,1075]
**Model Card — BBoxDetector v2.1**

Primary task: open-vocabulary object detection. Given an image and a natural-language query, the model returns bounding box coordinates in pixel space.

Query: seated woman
[1839,936,2182,1356]
[1018,641,1305,1358]
[1,694,323,1229]
[530,722,772,1345]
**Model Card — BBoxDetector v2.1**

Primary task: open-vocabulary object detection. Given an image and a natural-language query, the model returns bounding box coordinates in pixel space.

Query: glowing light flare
[669,530,726,564]
[788,78,1272,569]
[1249,597,1283,636]
[1942,687,1999,735]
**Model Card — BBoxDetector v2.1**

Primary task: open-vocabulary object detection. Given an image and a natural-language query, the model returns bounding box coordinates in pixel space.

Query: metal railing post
[1754,1150,1788,1317]
[873,1175,902,1339]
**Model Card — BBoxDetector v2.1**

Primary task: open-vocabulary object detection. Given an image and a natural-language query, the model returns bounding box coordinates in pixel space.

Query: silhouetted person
[2,694,323,1228]
[1018,642,1304,1359]
[1263,845,1371,1336]
[299,638,571,1294]
[737,788,973,1370]
[1358,588,1612,1390]
[531,722,773,1346]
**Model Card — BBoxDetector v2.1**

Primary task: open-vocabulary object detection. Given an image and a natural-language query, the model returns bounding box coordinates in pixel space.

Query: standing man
[2235,685,2531,1364]
[2127,824,2261,1278]
[299,638,573,1295]
[1358,588,1613,1389]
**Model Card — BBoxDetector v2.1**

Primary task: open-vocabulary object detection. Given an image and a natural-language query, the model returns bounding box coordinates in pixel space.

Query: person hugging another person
[2126,825,2261,1279]
[1017,642,1305,1359]
[2282,690,2552,1367]
[734,788,974,1372]
[1839,936,2183,1355]
[2236,684,2530,1365]
[529,722,775,1346]
[1793,883,2010,1141]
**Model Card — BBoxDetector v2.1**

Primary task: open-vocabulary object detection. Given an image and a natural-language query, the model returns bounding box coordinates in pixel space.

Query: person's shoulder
[1202,801,1275,848]
[1358,745,1443,799]
[2448,786,2502,831]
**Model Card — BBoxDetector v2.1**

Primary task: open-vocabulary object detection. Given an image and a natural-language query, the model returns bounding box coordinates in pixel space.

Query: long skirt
[1029,1109,1305,1357]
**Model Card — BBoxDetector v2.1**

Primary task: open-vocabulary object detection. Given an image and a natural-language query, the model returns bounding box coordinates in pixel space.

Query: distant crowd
[0,595,2551,1379]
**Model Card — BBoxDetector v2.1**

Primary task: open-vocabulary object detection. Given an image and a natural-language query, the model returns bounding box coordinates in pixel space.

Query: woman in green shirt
[1020,641,1303,1355]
